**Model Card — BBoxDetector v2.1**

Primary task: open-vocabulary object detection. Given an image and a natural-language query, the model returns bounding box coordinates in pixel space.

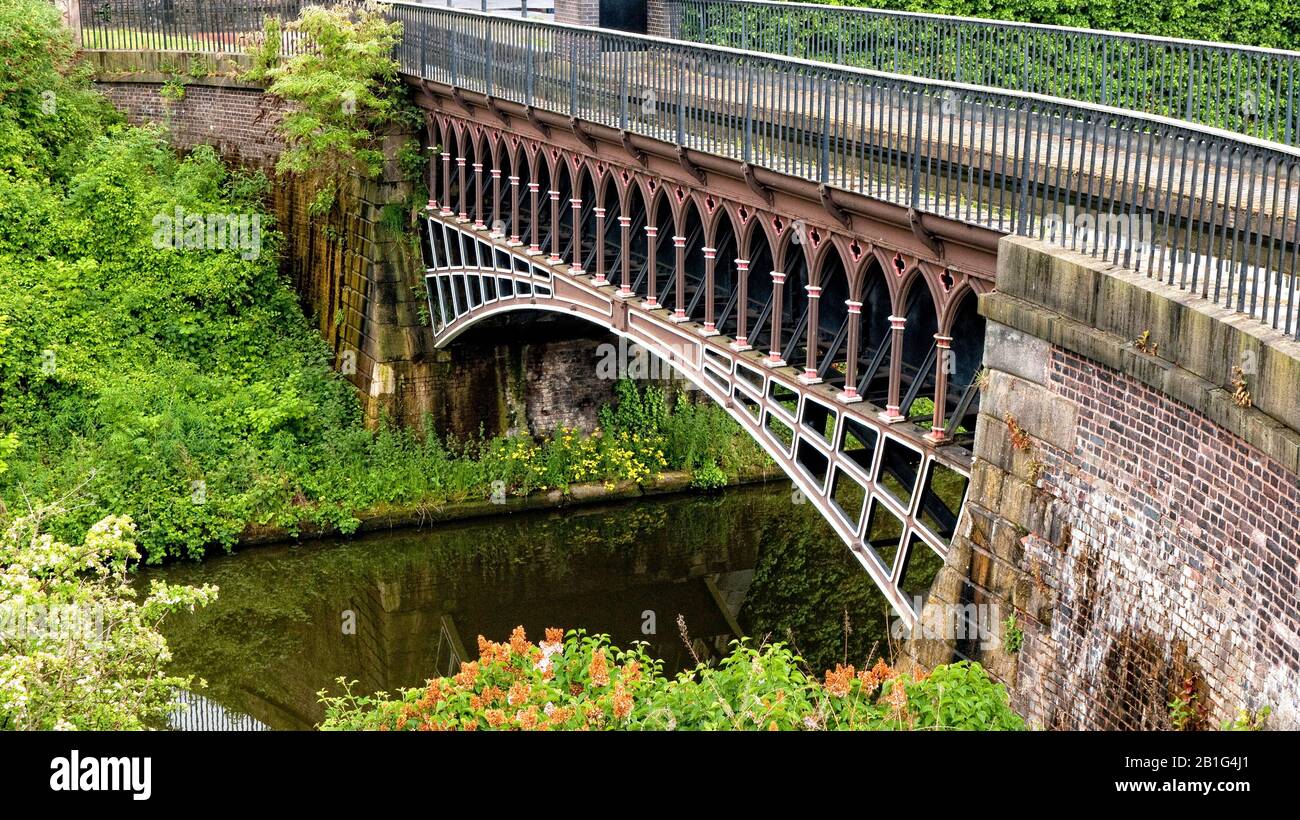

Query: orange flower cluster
[824,664,855,698]
[509,625,532,656]
[612,681,634,719]
[857,658,895,695]
[822,658,895,699]
[588,648,611,688]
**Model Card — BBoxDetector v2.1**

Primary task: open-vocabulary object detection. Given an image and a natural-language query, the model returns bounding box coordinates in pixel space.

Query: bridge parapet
[903,235,1300,729]
[388,4,1300,344]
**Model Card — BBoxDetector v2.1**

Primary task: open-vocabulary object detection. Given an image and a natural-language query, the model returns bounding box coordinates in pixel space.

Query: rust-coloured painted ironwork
[417,93,991,621]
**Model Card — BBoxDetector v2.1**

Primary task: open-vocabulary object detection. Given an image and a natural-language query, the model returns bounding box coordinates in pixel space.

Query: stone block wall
[903,236,1300,730]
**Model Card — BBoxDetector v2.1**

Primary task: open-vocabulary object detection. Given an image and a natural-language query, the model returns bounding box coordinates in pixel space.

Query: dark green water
[142,481,897,729]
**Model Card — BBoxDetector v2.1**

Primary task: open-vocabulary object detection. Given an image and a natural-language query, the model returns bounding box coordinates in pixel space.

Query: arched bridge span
[423,213,973,623]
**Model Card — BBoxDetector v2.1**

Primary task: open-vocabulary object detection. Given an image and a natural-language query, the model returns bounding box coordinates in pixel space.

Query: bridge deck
[420,40,1300,336]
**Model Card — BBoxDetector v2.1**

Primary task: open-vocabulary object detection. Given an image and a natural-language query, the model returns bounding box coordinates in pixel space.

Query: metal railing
[660,0,1300,147]
[395,4,1300,338]
[76,0,310,53]
[72,0,550,52]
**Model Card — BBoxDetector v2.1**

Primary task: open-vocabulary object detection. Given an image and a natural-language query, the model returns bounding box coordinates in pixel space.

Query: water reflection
[143,482,896,730]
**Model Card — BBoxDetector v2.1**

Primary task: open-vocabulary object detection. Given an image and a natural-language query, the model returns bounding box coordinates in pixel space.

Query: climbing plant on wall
[255,3,420,216]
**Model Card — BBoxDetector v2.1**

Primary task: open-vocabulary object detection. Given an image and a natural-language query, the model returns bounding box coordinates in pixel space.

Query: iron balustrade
[75,0,313,53]
[662,0,1300,147]
[391,4,1300,338]
[69,1,1300,337]
[72,0,547,51]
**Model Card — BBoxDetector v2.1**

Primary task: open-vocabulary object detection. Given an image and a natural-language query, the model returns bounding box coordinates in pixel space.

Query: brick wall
[647,0,673,38]
[1023,348,1298,728]
[555,0,599,27]
[97,81,285,169]
[903,237,1300,730]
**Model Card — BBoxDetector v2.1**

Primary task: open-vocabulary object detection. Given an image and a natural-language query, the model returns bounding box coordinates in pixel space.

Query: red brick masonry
[1014,347,1300,729]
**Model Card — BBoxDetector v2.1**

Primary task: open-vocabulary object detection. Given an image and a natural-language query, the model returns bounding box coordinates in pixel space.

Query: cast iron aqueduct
[74,0,1300,623]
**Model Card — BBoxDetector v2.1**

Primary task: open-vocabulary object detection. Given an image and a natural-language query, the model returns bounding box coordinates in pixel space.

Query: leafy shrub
[0,2,769,563]
[810,0,1299,51]
[690,460,728,490]
[0,503,216,729]
[255,3,417,215]
[318,626,1025,731]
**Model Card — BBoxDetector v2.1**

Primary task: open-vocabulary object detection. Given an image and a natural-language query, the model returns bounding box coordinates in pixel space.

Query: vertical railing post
[570,196,584,274]
[594,207,607,284]
[549,188,562,263]
[802,284,821,382]
[528,182,541,254]
[702,246,718,333]
[619,49,629,130]
[676,53,687,146]
[881,315,906,423]
[820,75,831,184]
[618,216,633,296]
[526,35,535,107]
[643,224,660,308]
[839,299,862,402]
[486,25,495,98]
[743,65,754,163]
[508,175,522,246]
[570,32,578,119]
[766,271,786,366]
[671,234,688,320]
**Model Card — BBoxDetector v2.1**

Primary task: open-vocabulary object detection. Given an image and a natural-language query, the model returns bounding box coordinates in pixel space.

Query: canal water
[141,482,900,729]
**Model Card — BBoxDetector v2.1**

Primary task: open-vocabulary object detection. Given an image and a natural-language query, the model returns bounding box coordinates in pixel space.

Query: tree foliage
[0,502,216,730]
[818,0,1300,50]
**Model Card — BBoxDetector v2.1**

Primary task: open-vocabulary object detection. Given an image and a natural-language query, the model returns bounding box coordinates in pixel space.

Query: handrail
[666,0,1300,57]
[389,3,1299,338]
[660,0,1300,146]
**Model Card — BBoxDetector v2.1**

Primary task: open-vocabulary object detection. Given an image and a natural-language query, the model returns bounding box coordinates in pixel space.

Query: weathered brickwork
[1012,348,1300,729]
[908,343,1300,729]
[903,237,1300,730]
[555,0,599,27]
[96,81,285,169]
[646,0,673,38]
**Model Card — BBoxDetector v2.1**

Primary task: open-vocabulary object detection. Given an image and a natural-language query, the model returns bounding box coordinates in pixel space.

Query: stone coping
[985,236,1300,475]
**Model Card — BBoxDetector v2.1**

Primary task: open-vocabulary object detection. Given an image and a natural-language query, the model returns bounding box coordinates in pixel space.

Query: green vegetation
[319,626,1025,730]
[0,502,216,729]
[1222,705,1271,731]
[818,0,1299,50]
[0,0,767,563]
[252,4,416,216]
[1003,614,1024,654]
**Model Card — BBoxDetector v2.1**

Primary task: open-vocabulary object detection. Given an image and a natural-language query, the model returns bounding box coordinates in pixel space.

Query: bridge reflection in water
[144,484,906,730]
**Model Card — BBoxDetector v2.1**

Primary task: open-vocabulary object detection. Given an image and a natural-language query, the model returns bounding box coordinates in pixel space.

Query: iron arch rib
[422,211,972,625]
